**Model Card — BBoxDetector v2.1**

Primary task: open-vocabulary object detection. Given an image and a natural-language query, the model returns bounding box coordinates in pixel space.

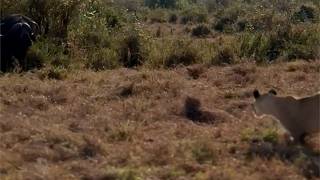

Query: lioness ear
[253,89,260,99]
[269,89,277,95]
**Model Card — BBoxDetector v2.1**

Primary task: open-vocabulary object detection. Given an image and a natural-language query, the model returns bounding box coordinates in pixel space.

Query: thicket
[0,0,319,73]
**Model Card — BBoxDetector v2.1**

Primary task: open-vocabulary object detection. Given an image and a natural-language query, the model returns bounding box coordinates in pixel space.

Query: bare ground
[0,60,319,180]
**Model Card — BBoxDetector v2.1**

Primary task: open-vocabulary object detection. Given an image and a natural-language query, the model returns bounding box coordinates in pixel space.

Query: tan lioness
[252,89,320,143]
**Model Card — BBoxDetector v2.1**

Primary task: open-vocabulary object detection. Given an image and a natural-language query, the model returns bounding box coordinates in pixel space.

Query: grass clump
[192,141,216,164]
[108,123,134,142]
[214,17,236,33]
[191,24,211,37]
[292,5,319,23]
[241,128,279,144]
[38,66,68,80]
[262,129,279,144]
[239,23,320,62]
[168,13,178,23]
[164,40,199,68]
[211,47,236,65]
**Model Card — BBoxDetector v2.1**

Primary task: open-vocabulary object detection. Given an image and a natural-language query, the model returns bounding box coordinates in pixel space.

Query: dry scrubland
[0,60,320,179]
[1,0,320,179]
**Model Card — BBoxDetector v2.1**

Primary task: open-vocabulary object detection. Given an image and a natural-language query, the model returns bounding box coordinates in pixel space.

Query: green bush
[148,8,168,23]
[27,38,71,69]
[25,46,46,71]
[239,32,280,62]
[28,0,80,39]
[164,40,199,68]
[211,47,236,65]
[284,24,320,60]
[239,23,320,62]
[180,5,208,24]
[38,66,68,80]
[85,48,119,71]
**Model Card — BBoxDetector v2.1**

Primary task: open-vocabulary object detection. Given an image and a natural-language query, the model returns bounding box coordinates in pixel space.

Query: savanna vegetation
[1,0,319,73]
[0,0,320,179]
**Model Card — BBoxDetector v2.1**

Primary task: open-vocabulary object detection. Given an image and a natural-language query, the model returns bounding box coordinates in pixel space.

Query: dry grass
[0,60,319,179]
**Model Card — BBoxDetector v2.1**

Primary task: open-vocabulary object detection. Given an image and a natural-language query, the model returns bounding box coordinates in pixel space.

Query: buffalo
[0,14,39,72]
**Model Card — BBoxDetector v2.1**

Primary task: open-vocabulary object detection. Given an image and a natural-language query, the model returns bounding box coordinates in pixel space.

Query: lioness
[252,89,320,143]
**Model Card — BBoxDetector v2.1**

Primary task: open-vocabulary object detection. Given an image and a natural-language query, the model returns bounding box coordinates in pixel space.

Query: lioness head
[252,89,277,116]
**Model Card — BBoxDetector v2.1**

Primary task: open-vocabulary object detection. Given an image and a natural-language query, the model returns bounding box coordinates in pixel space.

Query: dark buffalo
[0,14,39,72]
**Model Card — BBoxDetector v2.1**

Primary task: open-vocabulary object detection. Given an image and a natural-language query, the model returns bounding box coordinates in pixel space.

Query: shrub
[180,13,208,24]
[148,8,168,23]
[27,0,80,39]
[237,20,248,32]
[262,129,279,144]
[165,50,198,68]
[25,46,45,71]
[144,0,177,9]
[196,13,208,23]
[292,5,318,23]
[239,24,320,62]
[180,6,208,24]
[164,40,199,68]
[192,141,216,164]
[191,24,211,37]
[85,48,119,71]
[119,33,144,68]
[168,13,178,23]
[284,24,320,60]
[213,17,235,32]
[38,66,68,80]
[211,47,236,65]
[25,38,71,69]
[0,0,26,16]
[156,26,162,37]
[180,15,193,24]
[50,54,70,69]
[239,28,287,62]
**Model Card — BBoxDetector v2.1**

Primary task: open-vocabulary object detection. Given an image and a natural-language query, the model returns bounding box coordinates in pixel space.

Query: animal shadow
[184,96,217,124]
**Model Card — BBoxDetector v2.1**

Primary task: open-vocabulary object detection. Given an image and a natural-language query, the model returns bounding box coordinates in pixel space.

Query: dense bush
[24,46,45,71]
[239,24,320,62]
[85,48,119,71]
[29,0,80,39]
[24,38,71,69]
[164,40,199,68]
[1,0,319,72]
[119,30,145,68]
